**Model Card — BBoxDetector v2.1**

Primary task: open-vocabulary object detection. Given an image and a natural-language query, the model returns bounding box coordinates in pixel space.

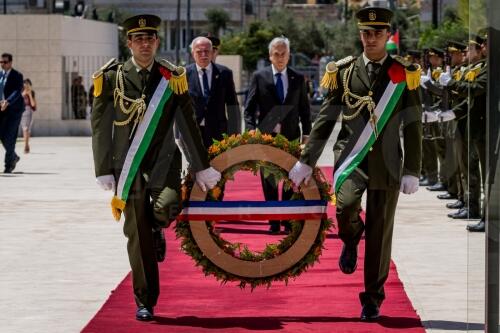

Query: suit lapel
[265,66,281,104]
[371,56,392,104]
[209,63,220,102]
[188,65,203,97]
[143,62,162,102]
[283,67,297,104]
[122,59,142,92]
[354,56,371,91]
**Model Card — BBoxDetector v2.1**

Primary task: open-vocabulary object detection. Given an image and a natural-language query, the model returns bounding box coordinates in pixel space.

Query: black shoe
[136,306,154,321]
[449,208,480,220]
[446,200,464,209]
[269,222,280,234]
[360,304,380,321]
[153,228,166,262]
[4,155,20,173]
[467,220,485,232]
[339,244,357,274]
[427,182,447,191]
[437,192,458,200]
[419,178,437,186]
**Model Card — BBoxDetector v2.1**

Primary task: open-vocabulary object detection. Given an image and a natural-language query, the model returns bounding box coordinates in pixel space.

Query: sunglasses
[0,61,9,64]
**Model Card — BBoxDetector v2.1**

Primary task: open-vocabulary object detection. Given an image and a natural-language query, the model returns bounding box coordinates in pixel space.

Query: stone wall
[0,15,118,136]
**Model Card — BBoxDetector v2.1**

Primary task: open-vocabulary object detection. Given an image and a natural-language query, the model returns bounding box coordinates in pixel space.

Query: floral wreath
[175,130,333,289]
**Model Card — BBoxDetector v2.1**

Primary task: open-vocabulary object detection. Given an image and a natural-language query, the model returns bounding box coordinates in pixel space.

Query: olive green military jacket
[301,55,422,190]
[91,58,209,192]
[449,59,487,136]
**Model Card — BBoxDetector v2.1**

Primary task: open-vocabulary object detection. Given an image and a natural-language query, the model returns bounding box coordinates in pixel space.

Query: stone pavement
[0,137,485,333]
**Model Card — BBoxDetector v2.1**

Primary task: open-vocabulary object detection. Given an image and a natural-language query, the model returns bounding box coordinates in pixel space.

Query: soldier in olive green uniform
[439,35,488,227]
[420,48,451,192]
[419,48,441,187]
[289,7,422,321]
[91,14,221,321]
[435,42,468,209]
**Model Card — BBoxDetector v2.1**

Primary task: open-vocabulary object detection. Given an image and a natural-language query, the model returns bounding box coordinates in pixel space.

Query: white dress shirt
[362,52,388,66]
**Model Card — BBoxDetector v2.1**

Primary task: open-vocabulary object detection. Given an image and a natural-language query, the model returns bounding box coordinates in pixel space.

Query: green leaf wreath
[175,130,333,290]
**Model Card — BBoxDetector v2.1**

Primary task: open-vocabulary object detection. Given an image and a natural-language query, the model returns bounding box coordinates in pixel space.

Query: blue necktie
[275,72,284,104]
[202,68,210,103]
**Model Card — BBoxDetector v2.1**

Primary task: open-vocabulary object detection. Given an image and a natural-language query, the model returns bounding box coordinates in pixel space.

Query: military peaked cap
[123,14,161,35]
[446,41,467,53]
[356,7,393,30]
[469,34,486,46]
[199,32,221,50]
[428,47,445,57]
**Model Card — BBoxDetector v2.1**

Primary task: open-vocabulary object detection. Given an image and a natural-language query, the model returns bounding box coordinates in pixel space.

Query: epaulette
[392,55,422,90]
[159,58,188,94]
[320,56,356,91]
[464,62,483,82]
[92,58,119,97]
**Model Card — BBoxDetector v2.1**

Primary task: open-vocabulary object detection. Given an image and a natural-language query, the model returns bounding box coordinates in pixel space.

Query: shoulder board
[335,55,356,69]
[320,56,356,91]
[92,58,119,79]
[392,55,411,68]
[158,58,181,75]
[92,58,119,98]
[159,58,188,95]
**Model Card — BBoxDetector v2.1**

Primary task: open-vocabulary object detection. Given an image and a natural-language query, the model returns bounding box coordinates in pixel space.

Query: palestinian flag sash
[111,76,173,221]
[333,63,407,195]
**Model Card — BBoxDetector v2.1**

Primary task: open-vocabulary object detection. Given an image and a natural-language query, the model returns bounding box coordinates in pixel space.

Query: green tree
[205,8,231,36]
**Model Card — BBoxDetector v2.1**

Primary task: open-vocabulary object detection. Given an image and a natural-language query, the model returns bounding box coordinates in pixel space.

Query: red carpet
[82,167,424,333]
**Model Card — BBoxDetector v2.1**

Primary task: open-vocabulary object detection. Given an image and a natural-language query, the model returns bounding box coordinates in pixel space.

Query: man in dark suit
[0,53,24,173]
[244,36,312,234]
[186,36,240,149]
[290,7,422,321]
[91,15,220,321]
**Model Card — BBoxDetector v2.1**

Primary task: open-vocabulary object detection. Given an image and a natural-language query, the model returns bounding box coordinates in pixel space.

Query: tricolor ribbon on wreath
[177,200,328,221]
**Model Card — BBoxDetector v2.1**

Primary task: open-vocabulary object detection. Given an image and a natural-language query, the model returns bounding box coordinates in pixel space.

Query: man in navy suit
[244,36,312,234]
[0,53,24,173]
[186,36,240,149]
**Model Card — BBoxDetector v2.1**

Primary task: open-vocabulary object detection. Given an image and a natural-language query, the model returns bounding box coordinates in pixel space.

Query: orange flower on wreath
[261,134,274,142]
[208,145,220,155]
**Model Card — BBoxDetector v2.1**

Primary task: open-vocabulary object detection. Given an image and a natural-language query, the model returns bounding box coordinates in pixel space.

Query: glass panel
[467,0,488,330]
[485,0,500,331]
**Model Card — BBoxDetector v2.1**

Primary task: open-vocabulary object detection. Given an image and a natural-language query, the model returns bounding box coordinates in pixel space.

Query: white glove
[289,161,313,187]
[420,74,431,88]
[439,70,452,86]
[422,111,438,123]
[420,68,431,88]
[195,167,221,192]
[400,175,419,194]
[438,110,456,122]
[96,174,116,191]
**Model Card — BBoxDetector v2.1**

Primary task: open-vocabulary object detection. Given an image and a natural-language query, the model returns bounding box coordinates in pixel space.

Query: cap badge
[138,18,146,28]
[368,11,376,21]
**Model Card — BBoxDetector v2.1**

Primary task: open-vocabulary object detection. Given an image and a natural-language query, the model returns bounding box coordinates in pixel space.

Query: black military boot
[446,200,464,209]
[427,182,447,191]
[437,192,458,200]
[467,220,485,232]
